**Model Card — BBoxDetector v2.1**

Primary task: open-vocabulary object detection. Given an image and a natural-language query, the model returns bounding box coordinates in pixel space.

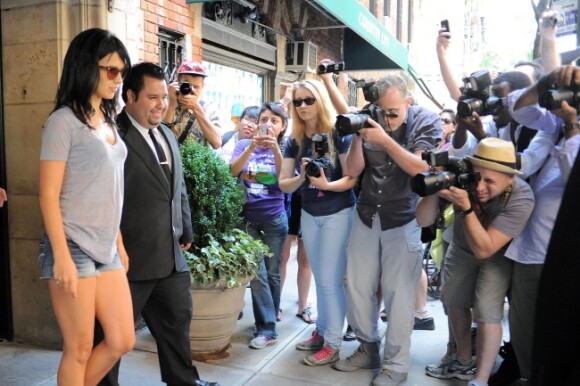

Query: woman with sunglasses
[230,102,289,350]
[38,28,134,385]
[439,109,457,149]
[279,79,357,366]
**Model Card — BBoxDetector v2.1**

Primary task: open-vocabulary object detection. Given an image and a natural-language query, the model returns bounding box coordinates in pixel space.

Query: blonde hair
[290,79,337,160]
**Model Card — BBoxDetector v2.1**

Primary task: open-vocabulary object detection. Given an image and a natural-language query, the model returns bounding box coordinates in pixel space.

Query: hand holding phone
[441,19,450,33]
[257,124,268,136]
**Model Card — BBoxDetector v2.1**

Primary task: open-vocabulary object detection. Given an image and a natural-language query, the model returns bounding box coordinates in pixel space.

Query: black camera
[456,70,494,117]
[539,86,580,111]
[410,150,481,197]
[305,134,332,179]
[335,104,386,137]
[318,61,345,75]
[179,81,194,95]
[354,78,380,103]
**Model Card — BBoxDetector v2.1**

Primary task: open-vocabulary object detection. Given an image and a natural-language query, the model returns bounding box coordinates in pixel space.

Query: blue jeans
[245,211,288,337]
[301,206,354,349]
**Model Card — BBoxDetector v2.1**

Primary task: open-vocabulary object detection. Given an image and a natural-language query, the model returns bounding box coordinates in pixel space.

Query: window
[369,0,376,15]
[158,28,185,83]
[384,0,390,16]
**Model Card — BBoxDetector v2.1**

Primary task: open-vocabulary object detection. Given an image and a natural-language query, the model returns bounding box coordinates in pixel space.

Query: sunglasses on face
[99,66,127,80]
[441,118,454,124]
[292,97,316,107]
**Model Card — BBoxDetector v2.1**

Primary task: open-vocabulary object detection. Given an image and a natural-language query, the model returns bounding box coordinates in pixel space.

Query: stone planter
[189,276,252,359]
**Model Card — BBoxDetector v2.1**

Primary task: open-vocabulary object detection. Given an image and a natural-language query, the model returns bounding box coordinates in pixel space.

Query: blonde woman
[279,79,357,366]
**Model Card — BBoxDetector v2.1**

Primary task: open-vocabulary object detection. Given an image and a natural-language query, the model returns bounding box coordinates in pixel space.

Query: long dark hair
[53,28,131,128]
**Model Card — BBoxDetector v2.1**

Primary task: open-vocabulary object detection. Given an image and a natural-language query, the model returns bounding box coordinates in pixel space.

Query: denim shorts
[38,233,123,279]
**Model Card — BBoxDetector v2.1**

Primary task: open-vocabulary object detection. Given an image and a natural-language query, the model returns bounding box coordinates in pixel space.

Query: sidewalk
[1,249,472,386]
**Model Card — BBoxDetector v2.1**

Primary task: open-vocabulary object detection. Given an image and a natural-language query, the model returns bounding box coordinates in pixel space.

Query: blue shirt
[283,132,355,216]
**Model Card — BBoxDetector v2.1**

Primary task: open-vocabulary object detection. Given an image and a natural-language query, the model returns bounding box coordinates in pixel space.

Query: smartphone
[441,19,450,33]
[258,124,268,136]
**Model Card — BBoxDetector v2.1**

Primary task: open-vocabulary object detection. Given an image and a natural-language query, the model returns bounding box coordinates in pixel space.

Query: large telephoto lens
[457,98,483,117]
[410,171,457,197]
[335,113,369,136]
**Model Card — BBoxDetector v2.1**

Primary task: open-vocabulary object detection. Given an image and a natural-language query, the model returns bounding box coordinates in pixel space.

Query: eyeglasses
[241,116,258,125]
[292,97,317,107]
[441,118,454,125]
[99,66,127,80]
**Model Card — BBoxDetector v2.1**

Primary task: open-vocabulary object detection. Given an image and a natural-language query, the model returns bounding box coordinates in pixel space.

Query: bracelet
[460,207,473,217]
[563,122,580,132]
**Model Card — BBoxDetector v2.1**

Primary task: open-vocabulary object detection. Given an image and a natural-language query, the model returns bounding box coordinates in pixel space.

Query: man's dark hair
[54,28,131,127]
[514,60,546,82]
[494,71,533,92]
[122,62,166,103]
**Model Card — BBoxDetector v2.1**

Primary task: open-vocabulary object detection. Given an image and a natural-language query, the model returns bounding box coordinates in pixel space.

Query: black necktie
[148,129,172,186]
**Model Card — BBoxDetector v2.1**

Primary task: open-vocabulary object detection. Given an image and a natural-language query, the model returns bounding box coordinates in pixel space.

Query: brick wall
[140,0,199,62]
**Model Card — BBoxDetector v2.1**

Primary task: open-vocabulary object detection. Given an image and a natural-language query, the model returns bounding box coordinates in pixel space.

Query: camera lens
[457,98,483,117]
[335,113,369,136]
[179,82,193,95]
[305,160,322,178]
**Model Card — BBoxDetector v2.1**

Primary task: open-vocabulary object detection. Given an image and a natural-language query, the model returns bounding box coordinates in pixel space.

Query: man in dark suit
[97,62,219,386]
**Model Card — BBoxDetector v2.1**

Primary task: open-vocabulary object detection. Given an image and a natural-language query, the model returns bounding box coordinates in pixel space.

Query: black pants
[96,271,199,385]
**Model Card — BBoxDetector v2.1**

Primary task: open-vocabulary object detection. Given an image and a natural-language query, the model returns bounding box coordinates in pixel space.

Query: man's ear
[127,89,136,104]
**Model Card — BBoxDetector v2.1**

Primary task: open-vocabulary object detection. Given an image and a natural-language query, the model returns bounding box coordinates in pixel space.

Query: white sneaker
[249,335,277,349]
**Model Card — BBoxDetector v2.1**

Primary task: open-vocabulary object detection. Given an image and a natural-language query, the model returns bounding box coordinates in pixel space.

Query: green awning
[311,0,408,71]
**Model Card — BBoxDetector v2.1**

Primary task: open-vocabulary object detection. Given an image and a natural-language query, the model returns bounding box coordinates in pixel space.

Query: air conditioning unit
[286,40,318,73]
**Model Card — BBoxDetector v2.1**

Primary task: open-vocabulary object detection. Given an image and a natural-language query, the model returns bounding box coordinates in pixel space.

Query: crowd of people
[33,7,579,386]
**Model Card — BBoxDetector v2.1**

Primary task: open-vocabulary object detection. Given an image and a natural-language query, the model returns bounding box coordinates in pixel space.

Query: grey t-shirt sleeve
[40,108,78,161]
[490,178,535,239]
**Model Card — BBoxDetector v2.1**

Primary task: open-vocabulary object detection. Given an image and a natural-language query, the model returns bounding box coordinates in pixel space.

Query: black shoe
[488,341,520,386]
[193,380,220,386]
[343,325,356,341]
[413,316,435,330]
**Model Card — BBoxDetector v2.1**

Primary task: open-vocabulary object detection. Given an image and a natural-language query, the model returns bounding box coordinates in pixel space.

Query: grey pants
[345,214,422,373]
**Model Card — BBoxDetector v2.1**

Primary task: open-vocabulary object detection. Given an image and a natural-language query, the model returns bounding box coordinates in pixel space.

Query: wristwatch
[563,122,580,132]
[459,207,473,217]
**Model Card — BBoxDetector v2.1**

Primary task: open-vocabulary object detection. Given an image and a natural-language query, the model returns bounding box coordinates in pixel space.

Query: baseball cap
[177,61,207,77]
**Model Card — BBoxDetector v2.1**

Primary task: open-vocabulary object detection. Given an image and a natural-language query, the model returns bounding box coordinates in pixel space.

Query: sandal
[277,309,282,322]
[296,307,316,324]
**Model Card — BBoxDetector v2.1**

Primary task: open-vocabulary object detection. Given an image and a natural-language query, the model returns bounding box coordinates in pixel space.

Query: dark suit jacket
[116,110,193,281]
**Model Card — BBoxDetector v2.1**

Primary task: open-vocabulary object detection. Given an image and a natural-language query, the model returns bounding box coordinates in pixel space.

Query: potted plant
[180,139,270,359]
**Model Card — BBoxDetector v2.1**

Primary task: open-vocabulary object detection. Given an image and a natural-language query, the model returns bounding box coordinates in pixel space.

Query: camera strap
[177,101,205,146]
[178,115,196,145]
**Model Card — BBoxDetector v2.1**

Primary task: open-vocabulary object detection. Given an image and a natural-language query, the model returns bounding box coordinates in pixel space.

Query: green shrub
[180,139,244,249]
[180,139,267,288]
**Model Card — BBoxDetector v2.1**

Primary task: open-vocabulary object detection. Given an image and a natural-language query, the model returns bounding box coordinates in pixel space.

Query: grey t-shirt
[449,176,535,260]
[40,107,127,264]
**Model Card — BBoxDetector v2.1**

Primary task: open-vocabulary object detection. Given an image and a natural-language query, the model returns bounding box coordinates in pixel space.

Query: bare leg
[415,269,429,317]
[473,321,502,384]
[296,237,312,313]
[84,270,135,385]
[448,306,473,362]
[280,234,294,296]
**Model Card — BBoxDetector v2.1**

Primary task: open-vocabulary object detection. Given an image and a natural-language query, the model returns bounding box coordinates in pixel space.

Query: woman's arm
[230,140,256,177]
[278,158,306,193]
[39,160,78,297]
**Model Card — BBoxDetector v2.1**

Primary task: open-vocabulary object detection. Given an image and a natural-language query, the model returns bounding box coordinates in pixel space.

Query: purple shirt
[231,139,285,222]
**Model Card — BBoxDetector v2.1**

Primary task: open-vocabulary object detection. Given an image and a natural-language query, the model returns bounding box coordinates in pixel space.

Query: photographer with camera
[278,79,357,367]
[416,138,535,386]
[331,74,440,386]
[500,64,580,385]
[164,61,222,149]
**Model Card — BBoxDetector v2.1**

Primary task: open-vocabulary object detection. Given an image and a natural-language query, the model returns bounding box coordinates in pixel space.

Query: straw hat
[465,137,521,175]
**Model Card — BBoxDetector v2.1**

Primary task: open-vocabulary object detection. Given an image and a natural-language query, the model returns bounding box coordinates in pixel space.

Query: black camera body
[305,134,332,179]
[410,150,481,197]
[354,78,380,104]
[179,81,194,95]
[335,104,386,137]
[318,61,345,75]
[539,86,580,111]
[457,70,494,117]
